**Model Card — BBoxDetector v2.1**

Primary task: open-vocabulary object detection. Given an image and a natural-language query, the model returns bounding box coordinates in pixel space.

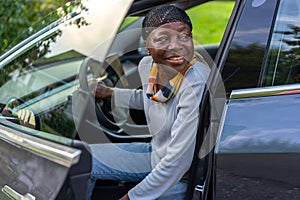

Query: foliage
[187,1,235,45]
[263,24,300,85]
[0,0,66,54]
[0,0,87,86]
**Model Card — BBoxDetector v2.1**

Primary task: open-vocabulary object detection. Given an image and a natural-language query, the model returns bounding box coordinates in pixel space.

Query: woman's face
[145,21,194,72]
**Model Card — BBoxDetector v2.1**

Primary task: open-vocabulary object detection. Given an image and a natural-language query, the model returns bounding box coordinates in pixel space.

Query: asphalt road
[216,169,300,200]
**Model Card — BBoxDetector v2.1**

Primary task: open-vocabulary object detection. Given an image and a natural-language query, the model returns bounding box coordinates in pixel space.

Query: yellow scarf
[146,52,207,102]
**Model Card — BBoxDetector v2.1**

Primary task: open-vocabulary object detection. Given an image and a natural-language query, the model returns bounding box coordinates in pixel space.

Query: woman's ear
[144,41,151,55]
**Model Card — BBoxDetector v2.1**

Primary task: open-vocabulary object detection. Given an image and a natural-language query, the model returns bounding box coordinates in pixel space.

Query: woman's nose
[167,37,182,51]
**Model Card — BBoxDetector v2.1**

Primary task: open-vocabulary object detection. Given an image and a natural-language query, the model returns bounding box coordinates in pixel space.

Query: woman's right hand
[91,81,114,99]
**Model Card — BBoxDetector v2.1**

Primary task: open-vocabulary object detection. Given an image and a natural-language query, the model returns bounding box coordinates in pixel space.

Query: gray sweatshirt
[113,56,210,199]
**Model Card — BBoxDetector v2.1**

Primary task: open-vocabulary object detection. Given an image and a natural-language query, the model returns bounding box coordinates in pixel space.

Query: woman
[90,5,210,200]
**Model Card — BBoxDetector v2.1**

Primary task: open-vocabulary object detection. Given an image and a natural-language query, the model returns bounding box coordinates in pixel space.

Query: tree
[0,0,67,54]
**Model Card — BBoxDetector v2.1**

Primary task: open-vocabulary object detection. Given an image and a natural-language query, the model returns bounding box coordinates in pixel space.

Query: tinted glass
[0,0,133,141]
[221,0,278,93]
[262,0,300,86]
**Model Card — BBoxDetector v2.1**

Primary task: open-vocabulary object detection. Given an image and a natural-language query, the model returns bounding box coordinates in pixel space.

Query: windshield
[0,0,134,142]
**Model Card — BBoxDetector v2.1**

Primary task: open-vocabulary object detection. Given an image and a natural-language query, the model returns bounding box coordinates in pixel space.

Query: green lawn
[187,1,235,45]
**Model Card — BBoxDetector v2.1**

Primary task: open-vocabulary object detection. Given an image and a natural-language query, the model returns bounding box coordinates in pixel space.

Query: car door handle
[1,185,36,200]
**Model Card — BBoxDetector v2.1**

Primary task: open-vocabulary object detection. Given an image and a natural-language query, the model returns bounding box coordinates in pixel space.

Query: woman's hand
[91,81,114,99]
[119,193,130,200]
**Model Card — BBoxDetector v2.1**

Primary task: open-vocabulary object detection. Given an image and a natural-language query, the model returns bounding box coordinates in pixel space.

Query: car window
[0,0,134,142]
[0,29,82,139]
[262,0,300,86]
[221,0,278,93]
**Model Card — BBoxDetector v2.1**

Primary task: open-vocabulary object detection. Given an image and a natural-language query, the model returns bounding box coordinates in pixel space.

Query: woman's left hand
[119,193,130,200]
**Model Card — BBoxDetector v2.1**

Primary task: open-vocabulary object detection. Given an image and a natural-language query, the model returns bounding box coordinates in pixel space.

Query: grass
[187,1,235,45]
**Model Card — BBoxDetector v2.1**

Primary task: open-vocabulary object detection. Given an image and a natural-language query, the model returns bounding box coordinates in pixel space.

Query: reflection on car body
[0,0,300,199]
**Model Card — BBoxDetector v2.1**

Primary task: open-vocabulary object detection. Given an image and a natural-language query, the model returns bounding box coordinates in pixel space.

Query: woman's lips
[165,56,185,64]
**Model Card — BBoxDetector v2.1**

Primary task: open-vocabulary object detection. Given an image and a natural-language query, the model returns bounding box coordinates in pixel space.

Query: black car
[0,0,300,199]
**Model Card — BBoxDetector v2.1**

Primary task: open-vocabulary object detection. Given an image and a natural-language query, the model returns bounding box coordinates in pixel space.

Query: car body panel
[218,89,300,154]
[215,85,300,199]
[213,0,300,198]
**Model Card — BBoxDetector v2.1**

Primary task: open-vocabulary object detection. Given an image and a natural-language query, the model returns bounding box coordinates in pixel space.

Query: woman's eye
[179,34,190,41]
[154,36,169,44]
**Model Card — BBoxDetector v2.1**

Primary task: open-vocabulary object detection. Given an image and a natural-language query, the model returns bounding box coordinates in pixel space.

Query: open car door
[0,0,135,199]
[0,124,81,200]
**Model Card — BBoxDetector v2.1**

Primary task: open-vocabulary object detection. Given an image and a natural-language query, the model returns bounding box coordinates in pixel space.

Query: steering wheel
[77,56,151,141]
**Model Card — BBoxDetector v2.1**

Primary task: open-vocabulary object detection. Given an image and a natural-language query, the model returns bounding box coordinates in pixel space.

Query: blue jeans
[89,142,187,200]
